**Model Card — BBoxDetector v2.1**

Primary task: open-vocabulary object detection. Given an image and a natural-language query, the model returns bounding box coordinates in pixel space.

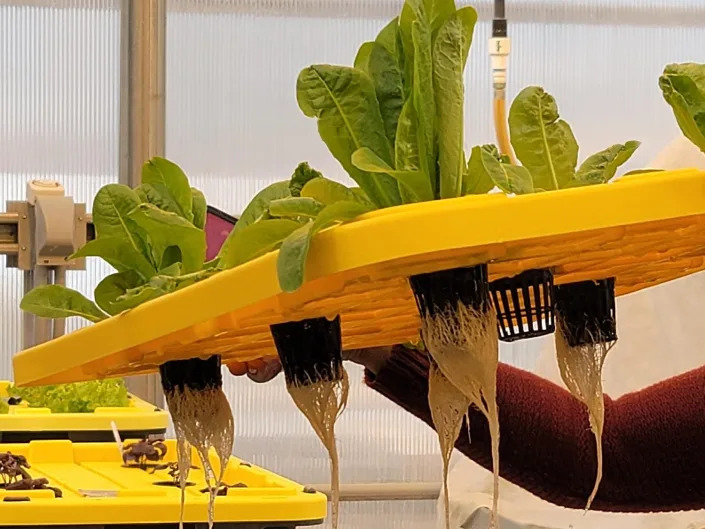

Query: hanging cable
[490,0,515,163]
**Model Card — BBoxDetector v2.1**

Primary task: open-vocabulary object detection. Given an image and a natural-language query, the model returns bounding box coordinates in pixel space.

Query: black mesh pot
[553,278,617,347]
[159,355,223,393]
[490,269,555,342]
[270,316,342,387]
[409,264,490,319]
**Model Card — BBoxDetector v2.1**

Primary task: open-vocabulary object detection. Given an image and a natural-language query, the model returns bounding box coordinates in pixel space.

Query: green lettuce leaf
[573,141,641,186]
[269,197,325,219]
[356,41,405,147]
[297,65,401,208]
[70,237,156,280]
[141,157,194,222]
[659,63,705,153]
[20,285,108,323]
[94,270,163,315]
[289,162,323,197]
[277,201,375,292]
[463,145,497,195]
[509,86,579,191]
[433,7,477,199]
[128,204,206,274]
[91,184,154,268]
[480,149,534,195]
[300,177,367,206]
[191,188,207,229]
[352,147,433,202]
[218,219,302,270]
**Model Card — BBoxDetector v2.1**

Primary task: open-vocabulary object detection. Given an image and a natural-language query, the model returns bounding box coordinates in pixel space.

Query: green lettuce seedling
[468,86,640,194]
[7,379,129,413]
[660,63,705,154]
[20,157,211,323]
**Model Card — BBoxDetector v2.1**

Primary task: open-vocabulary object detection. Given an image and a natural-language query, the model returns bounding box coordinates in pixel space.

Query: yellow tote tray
[0,439,326,526]
[0,381,168,442]
[13,169,705,386]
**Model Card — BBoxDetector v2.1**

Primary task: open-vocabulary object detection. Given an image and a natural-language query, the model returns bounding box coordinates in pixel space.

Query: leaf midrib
[25,304,102,322]
[109,199,141,255]
[536,93,560,191]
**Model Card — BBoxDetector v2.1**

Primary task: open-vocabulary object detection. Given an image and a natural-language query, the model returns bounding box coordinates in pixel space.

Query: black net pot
[553,278,617,347]
[270,316,343,387]
[159,355,223,393]
[490,269,555,343]
[409,264,491,320]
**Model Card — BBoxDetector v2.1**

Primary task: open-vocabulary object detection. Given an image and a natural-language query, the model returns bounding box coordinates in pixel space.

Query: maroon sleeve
[365,346,705,512]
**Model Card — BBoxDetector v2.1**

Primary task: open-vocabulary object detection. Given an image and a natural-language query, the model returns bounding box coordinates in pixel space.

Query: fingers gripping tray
[0,440,326,527]
[13,169,705,385]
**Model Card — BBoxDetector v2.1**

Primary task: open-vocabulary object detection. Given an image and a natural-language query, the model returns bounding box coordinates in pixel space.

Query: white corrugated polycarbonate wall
[0,1,120,376]
[1,1,704,527]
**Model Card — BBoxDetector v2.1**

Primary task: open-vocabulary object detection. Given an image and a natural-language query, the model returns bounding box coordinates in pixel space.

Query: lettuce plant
[7,379,129,413]
[660,63,705,154]
[20,157,212,322]
[470,87,640,195]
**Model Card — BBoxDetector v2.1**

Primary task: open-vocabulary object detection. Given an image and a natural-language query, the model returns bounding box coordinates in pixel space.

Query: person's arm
[365,345,705,513]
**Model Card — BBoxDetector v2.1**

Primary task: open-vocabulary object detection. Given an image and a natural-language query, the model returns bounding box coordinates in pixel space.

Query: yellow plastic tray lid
[0,382,168,438]
[0,439,326,526]
[13,169,705,386]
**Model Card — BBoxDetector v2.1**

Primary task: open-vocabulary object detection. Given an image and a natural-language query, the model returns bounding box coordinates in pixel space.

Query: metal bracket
[4,181,90,349]
[5,202,30,271]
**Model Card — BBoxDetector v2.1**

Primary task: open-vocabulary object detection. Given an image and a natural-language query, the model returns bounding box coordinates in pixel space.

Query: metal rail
[164,0,705,28]
[306,482,441,502]
[0,214,94,257]
[119,0,167,407]
[3,0,703,28]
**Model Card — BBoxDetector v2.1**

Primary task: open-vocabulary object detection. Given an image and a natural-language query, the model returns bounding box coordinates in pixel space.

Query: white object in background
[489,37,510,90]
[440,137,705,529]
[110,421,124,461]
[26,180,65,205]
[648,136,705,171]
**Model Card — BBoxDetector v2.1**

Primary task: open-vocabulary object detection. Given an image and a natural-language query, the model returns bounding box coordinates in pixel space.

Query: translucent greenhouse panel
[0,1,120,379]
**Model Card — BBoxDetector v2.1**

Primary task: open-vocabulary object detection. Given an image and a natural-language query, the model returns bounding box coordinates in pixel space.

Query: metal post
[305,482,441,502]
[120,0,166,186]
[119,0,167,407]
[52,267,67,339]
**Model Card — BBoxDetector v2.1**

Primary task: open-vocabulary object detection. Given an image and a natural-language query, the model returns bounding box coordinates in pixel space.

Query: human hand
[227,357,282,383]
[227,346,394,384]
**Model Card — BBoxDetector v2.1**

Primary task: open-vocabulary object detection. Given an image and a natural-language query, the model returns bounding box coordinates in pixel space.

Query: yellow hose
[493,95,516,165]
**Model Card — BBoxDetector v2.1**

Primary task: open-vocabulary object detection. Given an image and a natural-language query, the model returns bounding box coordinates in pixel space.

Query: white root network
[428,360,471,529]
[421,303,501,529]
[166,387,235,529]
[555,318,614,512]
[287,368,349,529]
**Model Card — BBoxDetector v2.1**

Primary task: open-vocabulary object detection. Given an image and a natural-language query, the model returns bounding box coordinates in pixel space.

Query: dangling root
[287,368,349,529]
[176,436,191,529]
[555,319,614,512]
[165,387,235,529]
[421,303,500,529]
[428,359,471,529]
